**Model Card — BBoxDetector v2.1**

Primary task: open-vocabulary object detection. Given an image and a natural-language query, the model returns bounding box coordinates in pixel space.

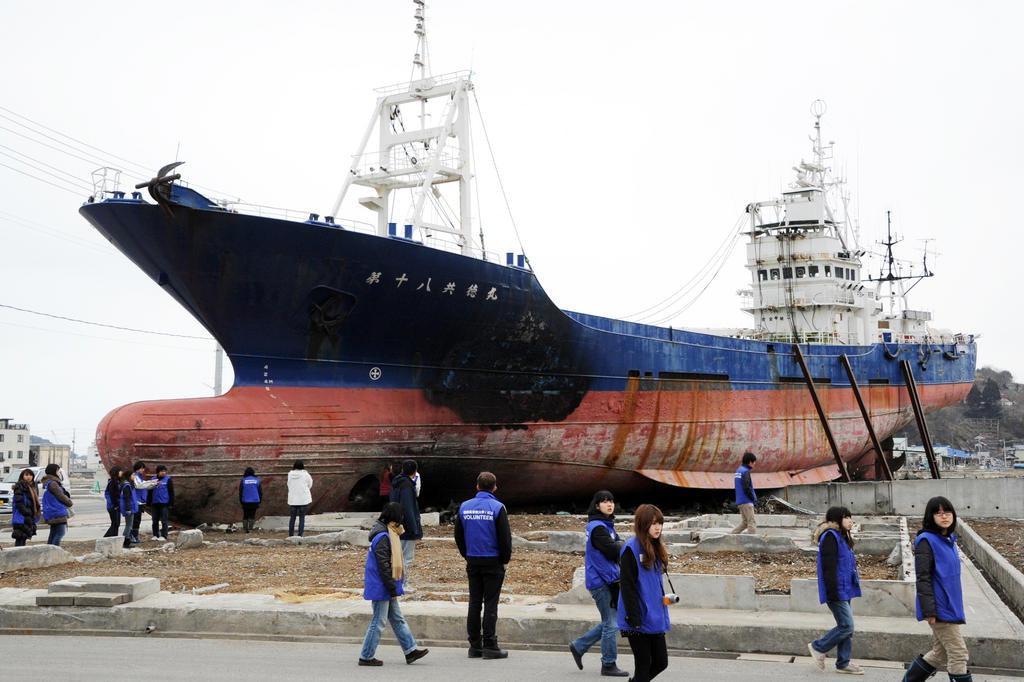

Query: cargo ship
[79,5,975,522]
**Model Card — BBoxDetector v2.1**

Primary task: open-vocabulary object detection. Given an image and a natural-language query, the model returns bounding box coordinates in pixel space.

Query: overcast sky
[1,1,1020,450]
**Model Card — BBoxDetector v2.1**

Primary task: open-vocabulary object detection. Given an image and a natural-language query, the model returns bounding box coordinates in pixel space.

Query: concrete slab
[74,592,128,607]
[94,536,125,558]
[175,529,204,549]
[0,544,75,571]
[959,519,1024,619]
[35,593,80,606]
[48,576,160,602]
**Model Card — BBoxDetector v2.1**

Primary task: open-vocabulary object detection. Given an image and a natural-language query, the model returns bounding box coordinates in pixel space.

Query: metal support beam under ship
[794,344,851,482]
[900,359,942,479]
[840,354,893,481]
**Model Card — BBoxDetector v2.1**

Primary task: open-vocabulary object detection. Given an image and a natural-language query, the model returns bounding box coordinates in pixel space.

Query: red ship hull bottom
[96,382,971,523]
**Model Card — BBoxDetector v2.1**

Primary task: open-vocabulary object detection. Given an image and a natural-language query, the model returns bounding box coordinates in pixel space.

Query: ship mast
[330,1,476,256]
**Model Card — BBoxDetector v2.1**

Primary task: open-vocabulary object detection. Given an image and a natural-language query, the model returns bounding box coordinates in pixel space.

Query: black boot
[482,641,508,659]
[601,663,630,677]
[467,640,483,659]
[903,655,937,682]
[948,674,972,682]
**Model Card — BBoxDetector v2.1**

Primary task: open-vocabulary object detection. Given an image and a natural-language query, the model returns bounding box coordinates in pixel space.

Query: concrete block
[790,579,913,617]
[0,544,75,572]
[420,512,440,527]
[511,535,546,550]
[545,531,585,553]
[693,533,798,553]
[48,576,160,602]
[75,592,128,607]
[669,573,757,610]
[79,552,106,565]
[35,593,80,606]
[175,529,204,549]
[300,529,370,547]
[959,520,1024,618]
[851,537,899,556]
[95,536,125,558]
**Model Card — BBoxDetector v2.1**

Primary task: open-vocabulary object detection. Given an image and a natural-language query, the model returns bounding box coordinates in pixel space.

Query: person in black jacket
[103,466,122,537]
[11,468,40,546]
[455,471,513,659]
[388,460,423,590]
[570,490,628,677]
[807,506,863,674]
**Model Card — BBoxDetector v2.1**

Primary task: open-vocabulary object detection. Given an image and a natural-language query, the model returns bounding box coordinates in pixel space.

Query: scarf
[388,521,405,581]
[16,480,40,516]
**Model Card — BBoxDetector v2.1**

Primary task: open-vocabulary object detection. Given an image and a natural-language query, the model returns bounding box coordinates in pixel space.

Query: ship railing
[349,146,462,178]
[217,200,377,234]
[373,70,473,95]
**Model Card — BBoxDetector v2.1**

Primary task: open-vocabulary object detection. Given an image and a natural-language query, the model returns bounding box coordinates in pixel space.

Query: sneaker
[405,649,429,665]
[835,663,864,675]
[358,658,383,666]
[808,643,826,671]
[569,643,584,670]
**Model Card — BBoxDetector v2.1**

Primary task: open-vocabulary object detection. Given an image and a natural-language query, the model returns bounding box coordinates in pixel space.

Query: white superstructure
[739,101,959,347]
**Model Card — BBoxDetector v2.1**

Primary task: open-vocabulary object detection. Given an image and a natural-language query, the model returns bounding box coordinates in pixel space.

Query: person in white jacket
[287,460,313,537]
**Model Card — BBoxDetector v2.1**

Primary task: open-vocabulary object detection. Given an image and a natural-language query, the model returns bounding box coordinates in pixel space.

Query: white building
[31,443,71,474]
[0,418,31,476]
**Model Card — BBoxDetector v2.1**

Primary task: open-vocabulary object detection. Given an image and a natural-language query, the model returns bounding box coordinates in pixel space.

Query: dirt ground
[969,518,1024,575]
[0,515,897,597]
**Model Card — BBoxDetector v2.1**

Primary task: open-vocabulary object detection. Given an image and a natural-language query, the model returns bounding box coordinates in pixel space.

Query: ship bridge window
[758,269,768,281]
[847,269,856,281]
[809,265,819,277]
[795,266,806,278]
[835,267,845,279]
[824,265,832,277]
[770,268,780,280]
[782,267,793,279]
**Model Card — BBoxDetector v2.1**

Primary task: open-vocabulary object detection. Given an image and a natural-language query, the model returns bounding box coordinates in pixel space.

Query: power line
[0,212,118,257]
[0,303,212,340]
[0,160,83,196]
[0,149,93,192]
[0,143,95,188]
[0,124,148,184]
[0,318,210,352]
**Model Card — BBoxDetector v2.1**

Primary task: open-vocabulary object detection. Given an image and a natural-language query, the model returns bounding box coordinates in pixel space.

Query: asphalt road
[0,636,1017,681]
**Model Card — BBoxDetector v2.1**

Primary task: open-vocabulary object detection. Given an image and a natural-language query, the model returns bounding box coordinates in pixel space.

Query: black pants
[104,508,120,537]
[131,507,145,541]
[288,504,308,536]
[625,632,668,682]
[466,562,505,647]
[151,503,170,538]
[241,503,259,521]
[14,537,27,547]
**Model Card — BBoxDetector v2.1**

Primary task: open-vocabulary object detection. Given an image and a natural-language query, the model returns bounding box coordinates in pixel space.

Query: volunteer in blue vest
[103,466,122,537]
[40,463,73,546]
[454,471,513,660]
[730,451,758,534]
[358,501,430,667]
[807,506,863,675]
[389,460,423,590]
[618,504,671,682]
[148,465,174,540]
[120,469,140,549]
[902,497,972,682]
[10,468,41,546]
[569,490,629,677]
[239,467,263,533]
[130,461,158,543]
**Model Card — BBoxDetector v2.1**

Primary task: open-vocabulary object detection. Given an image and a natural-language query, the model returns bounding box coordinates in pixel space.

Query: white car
[0,466,49,514]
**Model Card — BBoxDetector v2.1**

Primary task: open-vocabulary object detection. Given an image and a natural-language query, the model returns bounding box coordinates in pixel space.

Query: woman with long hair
[358,501,429,667]
[807,506,863,674]
[617,504,671,682]
[11,468,41,546]
[903,496,971,682]
[103,466,122,537]
[569,490,628,676]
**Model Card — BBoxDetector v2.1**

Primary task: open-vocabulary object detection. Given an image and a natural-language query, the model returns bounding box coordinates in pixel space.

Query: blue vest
[121,482,139,515]
[363,532,404,601]
[585,519,621,590]
[41,481,70,522]
[132,472,149,504]
[734,465,756,505]
[241,476,262,503]
[616,537,671,635]
[11,487,34,526]
[915,531,966,623]
[816,528,862,603]
[103,484,115,510]
[459,491,504,558]
[151,476,172,504]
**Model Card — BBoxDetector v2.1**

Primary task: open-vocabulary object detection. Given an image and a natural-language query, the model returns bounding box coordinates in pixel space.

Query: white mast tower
[331,1,476,256]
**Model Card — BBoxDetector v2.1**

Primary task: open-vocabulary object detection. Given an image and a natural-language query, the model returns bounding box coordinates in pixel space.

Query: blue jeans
[360,598,417,660]
[812,600,854,669]
[571,584,619,666]
[47,523,67,546]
